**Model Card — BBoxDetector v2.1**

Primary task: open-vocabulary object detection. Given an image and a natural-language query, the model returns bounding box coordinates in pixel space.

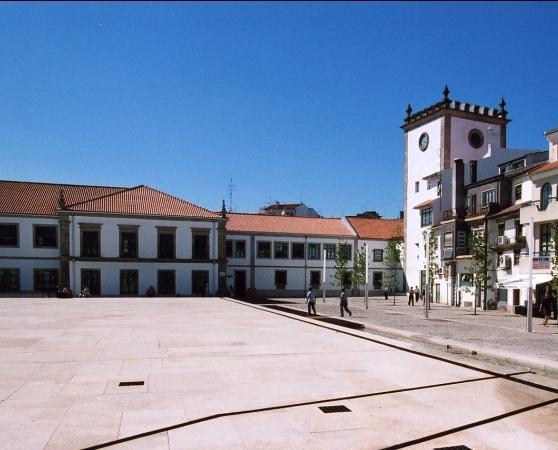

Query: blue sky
[1,2,557,218]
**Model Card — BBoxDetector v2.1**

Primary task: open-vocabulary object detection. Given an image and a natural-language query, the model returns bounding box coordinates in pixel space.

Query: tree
[352,245,367,292]
[383,237,402,305]
[468,228,490,314]
[331,240,351,289]
[423,230,439,306]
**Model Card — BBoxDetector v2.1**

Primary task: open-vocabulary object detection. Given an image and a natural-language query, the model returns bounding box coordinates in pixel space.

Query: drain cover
[319,405,351,413]
[118,381,144,387]
[434,446,472,450]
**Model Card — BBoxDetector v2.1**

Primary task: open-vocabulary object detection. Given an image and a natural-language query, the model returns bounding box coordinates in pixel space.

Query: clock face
[419,132,429,151]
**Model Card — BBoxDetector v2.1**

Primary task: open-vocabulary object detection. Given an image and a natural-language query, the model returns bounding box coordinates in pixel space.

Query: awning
[413,198,436,209]
[494,274,553,289]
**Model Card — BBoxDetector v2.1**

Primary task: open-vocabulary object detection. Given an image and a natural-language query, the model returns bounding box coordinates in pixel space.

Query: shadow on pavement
[263,304,365,330]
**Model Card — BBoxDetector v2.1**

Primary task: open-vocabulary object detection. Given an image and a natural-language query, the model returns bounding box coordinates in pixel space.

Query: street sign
[533,256,550,270]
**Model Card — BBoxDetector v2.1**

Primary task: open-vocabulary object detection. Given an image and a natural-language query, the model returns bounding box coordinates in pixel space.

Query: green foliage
[352,245,367,289]
[383,237,401,290]
[467,228,491,302]
[422,230,439,294]
[331,240,351,288]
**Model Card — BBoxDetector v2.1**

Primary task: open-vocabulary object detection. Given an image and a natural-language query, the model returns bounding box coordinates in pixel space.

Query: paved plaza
[0,296,557,449]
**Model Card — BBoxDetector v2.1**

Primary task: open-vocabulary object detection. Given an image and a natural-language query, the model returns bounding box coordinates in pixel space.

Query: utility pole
[527,216,534,333]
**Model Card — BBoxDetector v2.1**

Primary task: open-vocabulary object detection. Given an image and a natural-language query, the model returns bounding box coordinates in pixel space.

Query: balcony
[520,197,558,224]
[465,202,500,218]
[489,234,527,249]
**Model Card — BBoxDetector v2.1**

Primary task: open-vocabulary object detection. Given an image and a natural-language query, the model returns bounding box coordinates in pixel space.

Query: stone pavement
[0,296,557,449]
[269,294,558,377]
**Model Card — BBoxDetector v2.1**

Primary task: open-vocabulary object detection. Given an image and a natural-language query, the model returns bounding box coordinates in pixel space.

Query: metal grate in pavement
[118,381,144,387]
[318,405,351,413]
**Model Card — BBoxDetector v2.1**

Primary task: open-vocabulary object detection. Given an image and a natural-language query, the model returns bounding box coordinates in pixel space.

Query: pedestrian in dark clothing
[408,287,414,306]
[540,286,554,327]
[384,286,389,300]
[306,287,317,316]
[340,288,352,317]
[415,286,421,304]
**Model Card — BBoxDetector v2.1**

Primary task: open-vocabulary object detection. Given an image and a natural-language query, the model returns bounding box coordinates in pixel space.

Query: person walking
[408,287,415,306]
[415,286,421,305]
[306,287,317,316]
[540,286,554,327]
[384,286,389,300]
[340,288,352,317]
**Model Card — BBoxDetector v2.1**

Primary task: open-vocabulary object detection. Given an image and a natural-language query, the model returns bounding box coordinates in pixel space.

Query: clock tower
[401,86,518,303]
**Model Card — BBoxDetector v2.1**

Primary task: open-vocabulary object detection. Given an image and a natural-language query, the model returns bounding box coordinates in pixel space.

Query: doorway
[157,270,176,296]
[234,271,246,298]
[192,270,209,296]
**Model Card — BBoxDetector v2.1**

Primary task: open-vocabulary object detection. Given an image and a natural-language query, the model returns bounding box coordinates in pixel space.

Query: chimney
[453,159,465,218]
[399,210,404,219]
[546,129,558,162]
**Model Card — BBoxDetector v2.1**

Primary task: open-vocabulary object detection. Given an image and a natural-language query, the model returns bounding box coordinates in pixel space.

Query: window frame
[120,269,139,296]
[540,182,552,211]
[324,243,336,260]
[80,224,101,258]
[274,241,289,259]
[514,184,522,201]
[81,269,101,296]
[33,268,58,292]
[119,225,139,258]
[192,229,210,260]
[257,241,271,259]
[291,242,305,260]
[539,222,552,255]
[307,243,321,260]
[481,189,495,207]
[421,207,432,227]
[157,227,176,259]
[0,268,20,292]
[33,225,58,249]
[0,223,19,248]
[310,270,321,289]
[373,249,384,262]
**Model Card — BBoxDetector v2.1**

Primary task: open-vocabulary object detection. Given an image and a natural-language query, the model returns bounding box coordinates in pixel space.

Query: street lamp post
[425,233,429,319]
[365,243,369,310]
[527,216,534,333]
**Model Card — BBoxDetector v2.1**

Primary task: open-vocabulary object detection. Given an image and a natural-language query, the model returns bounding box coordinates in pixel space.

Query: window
[427,179,434,190]
[470,160,478,184]
[514,249,520,266]
[324,243,336,260]
[443,232,453,248]
[119,228,138,258]
[481,189,495,207]
[81,229,100,257]
[291,242,305,259]
[373,249,383,262]
[192,270,209,296]
[540,223,551,255]
[421,207,432,226]
[120,270,138,295]
[157,228,176,259]
[235,241,246,258]
[34,269,58,292]
[540,182,552,211]
[0,224,18,247]
[415,181,419,193]
[226,240,233,258]
[275,270,287,288]
[192,231,209,259]
[81,269,101,296]
[515,184,522,201]
[307,243,320,260]
[468,129,484,149]
[498,223,505,237]
[373,272,383,289]
[257,241,271,258]
[274,242,288,259]
[158,270,176,296]
[34,225,57,248]
[310,271,321,289]
[338,243,352,260]
[515,220,522,238]
[0,269,19,292]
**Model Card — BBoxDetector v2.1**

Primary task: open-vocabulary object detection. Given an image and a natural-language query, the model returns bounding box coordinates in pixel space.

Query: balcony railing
[489,234,527,247]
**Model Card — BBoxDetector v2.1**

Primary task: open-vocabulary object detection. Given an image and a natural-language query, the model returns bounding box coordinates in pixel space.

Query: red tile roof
[0,180,219,219]
[0,180,126,216]
[226,213,353,237]
[345,217,403,240]
[529,160,558,175]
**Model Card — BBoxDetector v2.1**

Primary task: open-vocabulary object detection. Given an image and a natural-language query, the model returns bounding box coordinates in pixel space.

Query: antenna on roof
[227,178,236,212]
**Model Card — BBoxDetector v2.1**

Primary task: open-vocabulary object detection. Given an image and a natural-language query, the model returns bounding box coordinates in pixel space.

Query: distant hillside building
[259,201,320,218]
